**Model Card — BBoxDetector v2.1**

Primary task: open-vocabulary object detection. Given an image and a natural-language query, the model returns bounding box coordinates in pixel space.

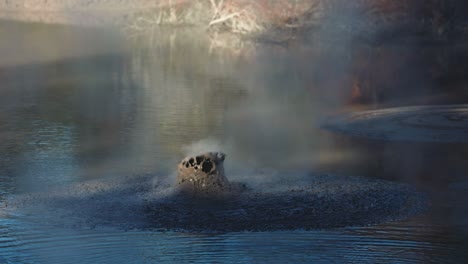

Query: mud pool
[1,21,468,263]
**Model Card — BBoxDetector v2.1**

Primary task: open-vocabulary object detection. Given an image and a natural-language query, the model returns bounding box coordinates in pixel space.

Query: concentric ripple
[1,173,427,232]
[322,104,468,143]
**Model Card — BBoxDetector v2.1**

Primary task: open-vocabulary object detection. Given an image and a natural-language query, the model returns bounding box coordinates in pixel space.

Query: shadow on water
[0,21,468,263]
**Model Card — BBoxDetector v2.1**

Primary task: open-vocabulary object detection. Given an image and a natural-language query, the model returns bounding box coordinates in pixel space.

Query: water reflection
[129,31,248,169]
[0,54,139,191]
[0,22,467,263]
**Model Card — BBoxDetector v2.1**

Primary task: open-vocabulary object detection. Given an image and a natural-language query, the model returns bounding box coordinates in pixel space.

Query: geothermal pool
[1,21,468,263]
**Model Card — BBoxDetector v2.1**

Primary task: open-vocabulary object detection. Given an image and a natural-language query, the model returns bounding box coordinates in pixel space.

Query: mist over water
[0,20,467,263]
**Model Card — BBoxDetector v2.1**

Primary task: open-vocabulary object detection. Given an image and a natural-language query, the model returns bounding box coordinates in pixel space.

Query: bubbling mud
[322,104,468,143]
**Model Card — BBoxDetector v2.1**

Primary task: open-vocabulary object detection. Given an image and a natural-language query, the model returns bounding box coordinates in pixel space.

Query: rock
[176,152,230,193]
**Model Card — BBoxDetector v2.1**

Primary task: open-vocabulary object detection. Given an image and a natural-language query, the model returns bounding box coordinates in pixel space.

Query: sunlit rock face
[176,152,232,193]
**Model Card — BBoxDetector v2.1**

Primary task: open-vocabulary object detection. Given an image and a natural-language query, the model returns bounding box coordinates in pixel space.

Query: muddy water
[0,21,467,263]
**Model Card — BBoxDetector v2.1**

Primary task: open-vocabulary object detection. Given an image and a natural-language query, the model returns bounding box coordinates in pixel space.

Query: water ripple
[0,221,463,264]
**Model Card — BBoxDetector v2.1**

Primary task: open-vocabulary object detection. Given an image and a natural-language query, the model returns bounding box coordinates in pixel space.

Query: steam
[181,138,224,157]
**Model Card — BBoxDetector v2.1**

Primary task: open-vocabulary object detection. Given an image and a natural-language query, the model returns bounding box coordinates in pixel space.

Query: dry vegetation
[1,0,466,40]
[125,0,467,33]
[124,0,323,35]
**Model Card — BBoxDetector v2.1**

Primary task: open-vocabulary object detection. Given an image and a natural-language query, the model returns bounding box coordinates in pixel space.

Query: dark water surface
[1,21,468,263]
